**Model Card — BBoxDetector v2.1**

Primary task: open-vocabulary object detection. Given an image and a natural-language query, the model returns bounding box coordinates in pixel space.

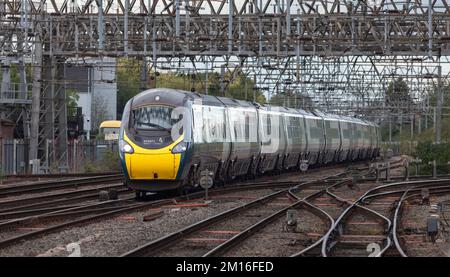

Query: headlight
[119,140,134,154]
[171,141,187,154]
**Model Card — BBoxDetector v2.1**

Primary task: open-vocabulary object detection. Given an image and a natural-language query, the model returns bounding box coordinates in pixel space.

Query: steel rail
[122,171,350,257]
[390,186,450,257]
[203,179,351,257]
[204,166,384,257]
[0,174,123,197]
[321,178,450,257]
[0,179,313,251]
[121,189,294,257]
[0,183,126,212]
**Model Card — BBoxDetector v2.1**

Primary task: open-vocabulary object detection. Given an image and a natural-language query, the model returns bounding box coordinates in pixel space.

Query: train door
[227,107,258,178]
[339,121,351,162]
[284,113,306,169]
[258,109,283,173]
[192,103,231,182]
[304,116,325,165]
[324,119,341,163]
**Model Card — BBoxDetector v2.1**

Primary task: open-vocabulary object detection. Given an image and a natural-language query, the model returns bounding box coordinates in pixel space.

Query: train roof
[216,97,255,109]
[130,89,377,126]
[131,88,199,108]
[296,109,321,119]
[312,110,344,121]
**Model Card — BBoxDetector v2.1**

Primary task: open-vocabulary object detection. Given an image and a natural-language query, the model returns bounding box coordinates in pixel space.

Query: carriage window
[287,116,302,139]
[325,121,339,138]
[308,119,325,143]
[203,106,226,142]
[343,130,349,139]
[193,105,204,143]
[245,114,250,140]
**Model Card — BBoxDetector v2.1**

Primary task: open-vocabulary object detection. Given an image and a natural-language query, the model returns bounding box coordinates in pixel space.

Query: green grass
[381,117,450,143]
[381,117,450,174]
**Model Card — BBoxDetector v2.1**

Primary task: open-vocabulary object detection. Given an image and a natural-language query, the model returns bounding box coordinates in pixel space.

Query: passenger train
[119,88,380,198]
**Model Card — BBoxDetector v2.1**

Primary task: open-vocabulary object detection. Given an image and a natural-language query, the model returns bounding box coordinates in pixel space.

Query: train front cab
[119,90,193,194]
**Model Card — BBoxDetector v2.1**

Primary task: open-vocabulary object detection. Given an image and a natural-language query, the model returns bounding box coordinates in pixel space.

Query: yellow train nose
[128,153,180,180]
[123,132,183,180]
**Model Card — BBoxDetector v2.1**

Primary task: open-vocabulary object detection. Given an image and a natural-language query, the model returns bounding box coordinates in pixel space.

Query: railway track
[121,170,353,257]
[0,174,123,197]
[4,156,434,257]
[205,178,355,257]
[123,156,445,258]
[0,172,123,186]
[206,158,407,257]
[0,178,312,252]
[0,183,128,213]
[0,162,365,221]
[321,178,450,257]
[0,173,132,221]
[388,180,450,257]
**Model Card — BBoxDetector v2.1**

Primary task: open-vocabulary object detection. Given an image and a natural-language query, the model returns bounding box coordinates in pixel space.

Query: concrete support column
[1,61,10,99]
[29,30,42,163]
[435,65,442,144]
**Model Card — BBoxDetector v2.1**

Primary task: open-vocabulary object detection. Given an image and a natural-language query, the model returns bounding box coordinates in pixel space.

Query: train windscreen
[131,105,178,131]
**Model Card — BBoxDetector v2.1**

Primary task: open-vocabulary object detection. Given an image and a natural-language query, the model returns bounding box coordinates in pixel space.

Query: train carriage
[192,95,231,183]
[303,112,326,166]
[283,108,308,170]
[219,98,259,180]
[256,104,287,173]
[337,117,354,162]
[314,112,342,164]
[119,88,380,196]
[350,120,364,161]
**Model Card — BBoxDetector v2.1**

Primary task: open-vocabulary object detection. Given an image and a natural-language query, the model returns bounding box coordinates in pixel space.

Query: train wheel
[135,191,147,201]
[226,162,235,183]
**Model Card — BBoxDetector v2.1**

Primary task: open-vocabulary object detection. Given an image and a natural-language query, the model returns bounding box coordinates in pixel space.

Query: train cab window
[132,105,176,131]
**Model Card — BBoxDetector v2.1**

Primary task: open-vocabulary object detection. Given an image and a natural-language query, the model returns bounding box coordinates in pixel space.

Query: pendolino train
[119,88,380,198]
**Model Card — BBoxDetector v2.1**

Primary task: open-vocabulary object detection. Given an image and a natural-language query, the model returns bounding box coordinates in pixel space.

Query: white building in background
[65,57,117,139]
